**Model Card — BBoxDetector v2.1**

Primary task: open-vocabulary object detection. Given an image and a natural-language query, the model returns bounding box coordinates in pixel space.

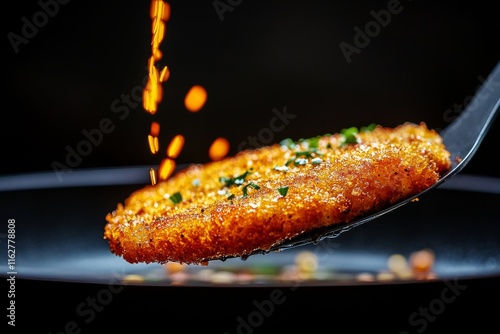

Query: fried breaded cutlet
[104,122,451,265]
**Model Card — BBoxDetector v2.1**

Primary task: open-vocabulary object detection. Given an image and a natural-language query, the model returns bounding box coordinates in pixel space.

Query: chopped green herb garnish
[285,157,295,166]
[283,147,323,168]
[294,150,316,157]
[279,138,296,149]
[277,186,289,196]
[305,136,320,149]
[169,191,183,204]
[219,169,252,187]
[227,194,235,200]
[278,125,377,168]
[340,126,359,146]
[360,123,378,132]
[242,183,260,197]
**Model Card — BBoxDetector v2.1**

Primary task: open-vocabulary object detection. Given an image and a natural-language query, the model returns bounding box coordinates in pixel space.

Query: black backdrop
[3,0,500,177]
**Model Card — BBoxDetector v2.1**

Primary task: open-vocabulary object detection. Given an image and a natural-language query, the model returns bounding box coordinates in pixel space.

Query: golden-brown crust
[104,122,451,265]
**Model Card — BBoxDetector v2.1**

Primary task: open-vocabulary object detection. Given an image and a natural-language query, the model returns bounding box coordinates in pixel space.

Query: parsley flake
[277,186,289,196]
[340,127,359,146]
[305,136,320,149]
[169,192,183,204]
[219,169,252,187]
[279,138,296,149]
[242,183,260,197]
[361,123,378,132]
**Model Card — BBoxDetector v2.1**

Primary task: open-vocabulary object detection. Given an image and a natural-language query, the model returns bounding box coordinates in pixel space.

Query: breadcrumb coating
[104,122,451,265]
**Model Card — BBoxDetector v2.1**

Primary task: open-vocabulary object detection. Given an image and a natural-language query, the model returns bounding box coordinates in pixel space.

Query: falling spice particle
[148,135,159,154]
[166,134,185,159]
[142,2,208,186]
[159,157,176,181]
[144,0,180,185]
[143,0,170,114]
[184,85,208,112]
[159,66,170,82]
[149,168,157,185]
[148,121,161,154]
[150,121,160,136]
[209,137,230,161]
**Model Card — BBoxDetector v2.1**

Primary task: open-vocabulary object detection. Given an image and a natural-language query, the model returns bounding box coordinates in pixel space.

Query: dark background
[2,0,500,177]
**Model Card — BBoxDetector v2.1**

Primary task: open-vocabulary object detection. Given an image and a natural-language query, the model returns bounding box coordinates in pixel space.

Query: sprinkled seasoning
[294,158,308,166]
[273,165,289,172]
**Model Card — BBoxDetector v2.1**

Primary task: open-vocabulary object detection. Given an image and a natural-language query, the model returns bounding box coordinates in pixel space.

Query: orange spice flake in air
[143,65,167,114]
[209,137,230,161]
[148,135,160,154]
[185,85,208,112]
[150,0,171,59]
[158,157,176,181]
[166,134,185,159]
[149,168,157,185]
[143,0,170,114]
[145,0,173,186]
[159,66,170,82]
[150,1,171,26]
[150,121,160,136]
[148,121,161,154]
